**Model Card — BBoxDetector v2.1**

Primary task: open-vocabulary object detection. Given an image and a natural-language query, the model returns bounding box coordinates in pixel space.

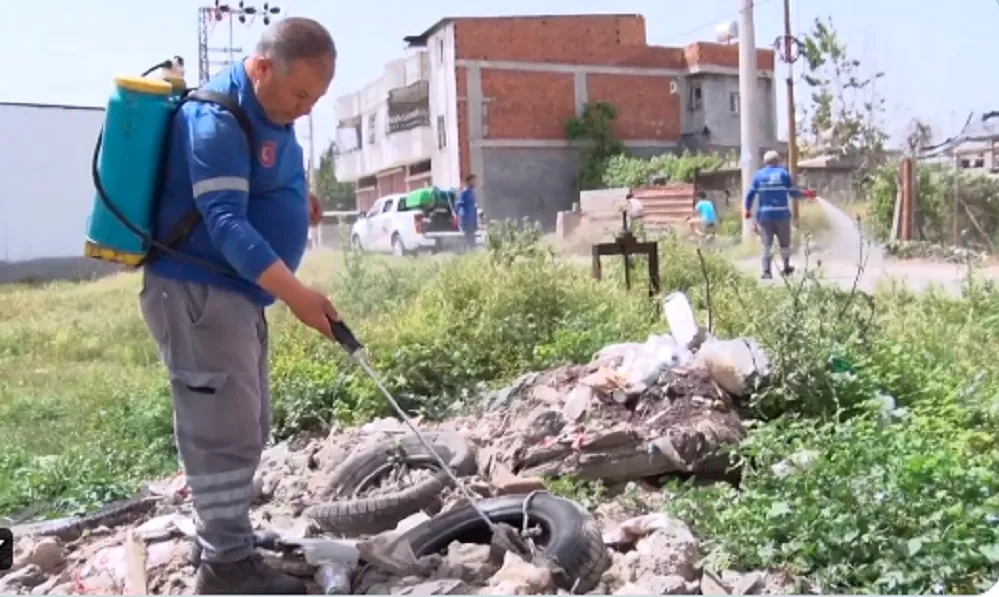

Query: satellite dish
[715,20,738,44]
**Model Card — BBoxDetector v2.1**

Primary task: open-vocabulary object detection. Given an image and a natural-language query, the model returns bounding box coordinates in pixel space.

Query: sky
[2,0,996,167]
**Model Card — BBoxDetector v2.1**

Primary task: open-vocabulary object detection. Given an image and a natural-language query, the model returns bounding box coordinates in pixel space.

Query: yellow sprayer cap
[113,76,172,96]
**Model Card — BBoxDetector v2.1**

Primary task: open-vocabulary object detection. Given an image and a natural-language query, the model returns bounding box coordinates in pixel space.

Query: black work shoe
[782,264,796,276]
[194,554,307,594]
[761,270,773,280]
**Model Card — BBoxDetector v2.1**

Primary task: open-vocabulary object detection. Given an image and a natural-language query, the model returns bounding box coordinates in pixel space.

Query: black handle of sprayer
[327,317,363,355]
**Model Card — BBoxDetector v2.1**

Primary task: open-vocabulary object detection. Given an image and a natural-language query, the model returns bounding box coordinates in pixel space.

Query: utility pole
[738,0,761,244]
[197,8,211,85]
[781,0,801,227]
[197,1,282,84]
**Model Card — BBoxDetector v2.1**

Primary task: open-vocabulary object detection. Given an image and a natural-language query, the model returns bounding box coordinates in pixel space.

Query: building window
[960,159,971,169]
[437,38,445,63]
[973,156,985,168]
[689,85,702,110]
[729,92,740,113]
[436,115,446,149]
[366,114,376,144]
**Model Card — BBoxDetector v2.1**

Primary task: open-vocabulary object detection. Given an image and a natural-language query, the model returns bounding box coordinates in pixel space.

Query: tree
[796,17,888,180]
[904,118,933,156]
[313,141,356,210]
[565,102,626,191]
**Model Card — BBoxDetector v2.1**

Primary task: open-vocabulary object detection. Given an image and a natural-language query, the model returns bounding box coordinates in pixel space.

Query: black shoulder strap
[186,89,256,152]
[154,89,256,259]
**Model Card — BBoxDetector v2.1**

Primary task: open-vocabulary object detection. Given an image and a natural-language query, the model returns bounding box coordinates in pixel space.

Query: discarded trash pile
[2,293,787,595]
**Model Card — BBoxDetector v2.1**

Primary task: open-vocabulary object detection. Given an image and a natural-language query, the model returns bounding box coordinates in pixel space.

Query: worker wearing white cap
[743,150,814,279]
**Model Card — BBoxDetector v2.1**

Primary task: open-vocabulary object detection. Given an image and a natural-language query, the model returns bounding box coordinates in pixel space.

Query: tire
[391,234,407,257]
[350,234,363,252]
[306,432,477,536]
[398,493,610,593]
[305,470,452,536]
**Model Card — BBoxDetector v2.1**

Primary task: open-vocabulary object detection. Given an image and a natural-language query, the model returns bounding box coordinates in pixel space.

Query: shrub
[270,246,658,428]
[666,404,999,594]
[662,265,999,594]
[868,160,999,250]
[602,150,732,187]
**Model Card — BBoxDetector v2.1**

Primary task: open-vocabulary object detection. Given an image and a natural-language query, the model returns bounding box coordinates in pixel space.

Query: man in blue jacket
[744,150,808,279]
[457,173,478,251]
[140,18,336,594]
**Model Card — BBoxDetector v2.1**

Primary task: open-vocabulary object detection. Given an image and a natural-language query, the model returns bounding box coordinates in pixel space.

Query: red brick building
[335,14,776,222]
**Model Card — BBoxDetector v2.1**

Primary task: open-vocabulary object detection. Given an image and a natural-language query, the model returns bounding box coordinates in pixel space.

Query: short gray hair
[763,150,781,165]
[256,17,336,71]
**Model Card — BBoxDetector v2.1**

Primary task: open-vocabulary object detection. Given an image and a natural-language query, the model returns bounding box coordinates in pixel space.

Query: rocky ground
[2,319,807,595]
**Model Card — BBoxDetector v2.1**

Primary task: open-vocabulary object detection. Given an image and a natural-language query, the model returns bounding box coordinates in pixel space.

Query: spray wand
[326,318,533,560]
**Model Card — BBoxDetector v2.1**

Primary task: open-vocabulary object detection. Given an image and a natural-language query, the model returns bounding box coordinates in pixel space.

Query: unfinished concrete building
[334,14,776,223]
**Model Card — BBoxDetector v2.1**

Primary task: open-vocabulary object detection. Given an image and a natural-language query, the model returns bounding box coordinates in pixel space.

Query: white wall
[336,126,436,181]
[334,52,434,181]
[0,103,105,261]
[427,23,460,189]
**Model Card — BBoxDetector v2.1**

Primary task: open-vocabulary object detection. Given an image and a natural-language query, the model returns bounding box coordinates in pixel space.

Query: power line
[658,0,780,45]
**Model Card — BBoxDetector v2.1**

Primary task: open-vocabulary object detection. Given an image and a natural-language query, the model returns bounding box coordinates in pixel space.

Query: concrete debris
[602,513,696,549]
[21,538,66,574]
[480,551,555,595]
[701,569,730,595]
[613,581,653,595]
[489,463,546,496]
[0,299,799,594]
[438,542,498,584]
[603,527,701,587]
[395,578,468,595]
[729,570,766,595]
[0,565,46,593]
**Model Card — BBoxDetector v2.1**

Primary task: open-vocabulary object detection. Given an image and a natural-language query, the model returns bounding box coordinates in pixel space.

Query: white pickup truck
[349,191,484,255]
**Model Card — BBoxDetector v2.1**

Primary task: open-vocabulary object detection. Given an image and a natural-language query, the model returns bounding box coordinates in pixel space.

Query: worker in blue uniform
[744,150,808,279]
[457,173,479,251]
[139,17,336,594]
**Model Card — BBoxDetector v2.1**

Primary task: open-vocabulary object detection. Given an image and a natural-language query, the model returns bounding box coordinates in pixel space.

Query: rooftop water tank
[715,20,738,44]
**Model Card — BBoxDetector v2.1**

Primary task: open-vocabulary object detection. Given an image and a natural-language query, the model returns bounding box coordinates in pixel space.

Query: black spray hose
[140,61,171,77]
[90,59,238,278]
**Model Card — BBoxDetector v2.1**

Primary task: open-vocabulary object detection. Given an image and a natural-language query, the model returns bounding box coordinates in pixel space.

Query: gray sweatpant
[139,270,268,564]
[758,219,792,271]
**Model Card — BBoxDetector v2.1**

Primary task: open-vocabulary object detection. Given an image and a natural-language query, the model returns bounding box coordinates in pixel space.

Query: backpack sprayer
[84,57,254,278]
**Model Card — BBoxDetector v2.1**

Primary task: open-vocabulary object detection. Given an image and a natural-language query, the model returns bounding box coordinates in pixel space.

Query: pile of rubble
[2,293,794,595]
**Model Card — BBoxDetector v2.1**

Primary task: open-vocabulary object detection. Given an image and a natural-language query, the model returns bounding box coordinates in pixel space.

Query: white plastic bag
[692,338,770,396]
[662,292,698,349]
[619,335,685,388]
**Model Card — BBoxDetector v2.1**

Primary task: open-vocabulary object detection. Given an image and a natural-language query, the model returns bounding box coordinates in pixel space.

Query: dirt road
[737,198,999,296]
